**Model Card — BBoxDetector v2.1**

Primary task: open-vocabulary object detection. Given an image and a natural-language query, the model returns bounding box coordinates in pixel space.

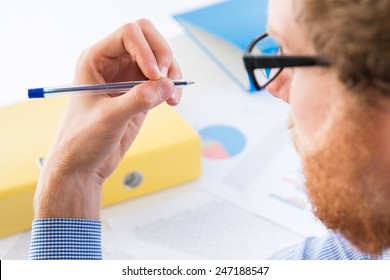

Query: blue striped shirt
[270,234,390,260]
[28,218,390,260]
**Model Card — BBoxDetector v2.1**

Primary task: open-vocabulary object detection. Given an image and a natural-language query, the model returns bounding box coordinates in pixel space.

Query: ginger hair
[296,0,390,96]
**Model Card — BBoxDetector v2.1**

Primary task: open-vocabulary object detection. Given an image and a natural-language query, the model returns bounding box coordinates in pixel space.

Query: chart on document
[181,86,326,237]
[199,125,246,159]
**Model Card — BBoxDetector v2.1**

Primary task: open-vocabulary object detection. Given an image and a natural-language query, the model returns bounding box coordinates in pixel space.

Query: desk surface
[0,0,323,260]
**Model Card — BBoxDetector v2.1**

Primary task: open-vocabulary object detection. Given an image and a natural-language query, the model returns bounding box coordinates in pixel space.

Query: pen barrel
[28,80,193,98]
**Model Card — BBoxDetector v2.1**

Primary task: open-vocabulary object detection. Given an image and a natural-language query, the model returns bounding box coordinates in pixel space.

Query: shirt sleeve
[28,218,102,260]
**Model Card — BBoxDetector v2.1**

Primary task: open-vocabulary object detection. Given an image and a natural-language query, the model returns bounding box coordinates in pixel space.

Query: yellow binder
[0,98,201,237]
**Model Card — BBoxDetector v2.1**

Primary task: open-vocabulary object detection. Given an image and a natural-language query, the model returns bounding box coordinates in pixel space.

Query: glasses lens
[250,35,281,88]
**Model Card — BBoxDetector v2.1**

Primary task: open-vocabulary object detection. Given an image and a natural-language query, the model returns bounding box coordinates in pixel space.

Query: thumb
[114,78,174,120]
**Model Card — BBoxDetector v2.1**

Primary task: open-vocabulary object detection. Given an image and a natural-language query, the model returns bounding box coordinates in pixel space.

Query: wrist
[34,164,103,220]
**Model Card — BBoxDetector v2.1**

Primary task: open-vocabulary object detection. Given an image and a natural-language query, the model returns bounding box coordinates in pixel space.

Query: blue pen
[28,80,194,98]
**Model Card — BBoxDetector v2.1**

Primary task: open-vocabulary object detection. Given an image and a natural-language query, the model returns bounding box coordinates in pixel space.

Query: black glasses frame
[243,33,329,90]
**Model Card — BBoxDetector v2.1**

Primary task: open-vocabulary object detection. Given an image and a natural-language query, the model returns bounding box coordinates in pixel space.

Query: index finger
[135,19,174,75]
[92,22,164,80]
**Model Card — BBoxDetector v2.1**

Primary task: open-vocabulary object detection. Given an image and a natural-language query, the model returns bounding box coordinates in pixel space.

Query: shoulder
[268,233,373,260]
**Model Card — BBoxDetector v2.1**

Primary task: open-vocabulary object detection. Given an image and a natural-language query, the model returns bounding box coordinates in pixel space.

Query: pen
[28,80,194,99]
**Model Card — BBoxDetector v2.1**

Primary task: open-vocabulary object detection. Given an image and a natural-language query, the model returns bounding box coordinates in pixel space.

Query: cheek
[289,71,332,145]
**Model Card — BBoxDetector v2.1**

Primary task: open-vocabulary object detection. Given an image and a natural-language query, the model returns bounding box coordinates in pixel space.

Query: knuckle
[75,48,96,83]
[78,47,89,60]
[121,22,141,35]
[77,47,92,66]
[135,18,153,28]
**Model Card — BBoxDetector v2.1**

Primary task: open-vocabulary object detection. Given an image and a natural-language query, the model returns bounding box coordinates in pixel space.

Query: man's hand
[34,20,182,219]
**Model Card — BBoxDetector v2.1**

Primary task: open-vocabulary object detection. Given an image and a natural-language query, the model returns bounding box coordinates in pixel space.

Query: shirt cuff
[28,218,102,260]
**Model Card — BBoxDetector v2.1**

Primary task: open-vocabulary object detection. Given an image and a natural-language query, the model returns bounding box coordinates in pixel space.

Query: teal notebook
[174,0,268,92]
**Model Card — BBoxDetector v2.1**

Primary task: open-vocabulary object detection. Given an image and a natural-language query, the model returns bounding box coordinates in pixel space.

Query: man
[263,0,390,259]
[29,0,390,259]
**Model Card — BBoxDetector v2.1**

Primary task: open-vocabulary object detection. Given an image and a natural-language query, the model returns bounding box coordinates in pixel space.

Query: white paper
[104,183,303,259]
[0,231,30,260]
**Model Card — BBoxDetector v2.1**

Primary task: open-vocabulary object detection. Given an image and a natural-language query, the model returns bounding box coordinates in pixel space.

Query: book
[174,0,268,92]
[0,98,201,237]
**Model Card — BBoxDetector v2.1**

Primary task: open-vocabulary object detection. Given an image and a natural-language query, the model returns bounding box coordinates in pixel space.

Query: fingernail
[153,65,162,77]
[160,66,168,78]
[171,87,180,103]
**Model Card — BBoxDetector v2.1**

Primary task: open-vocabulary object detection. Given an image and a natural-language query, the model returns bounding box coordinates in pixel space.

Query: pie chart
[199,125,246,159]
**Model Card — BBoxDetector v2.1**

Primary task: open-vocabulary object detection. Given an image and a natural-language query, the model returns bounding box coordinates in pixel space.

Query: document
[104,183,303,259]
[0,231,30,259]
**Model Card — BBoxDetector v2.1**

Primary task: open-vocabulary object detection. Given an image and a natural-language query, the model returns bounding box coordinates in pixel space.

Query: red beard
[290,102,390,256]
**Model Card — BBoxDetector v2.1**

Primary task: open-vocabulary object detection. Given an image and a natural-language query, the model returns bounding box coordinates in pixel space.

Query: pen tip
[187,81,195,85]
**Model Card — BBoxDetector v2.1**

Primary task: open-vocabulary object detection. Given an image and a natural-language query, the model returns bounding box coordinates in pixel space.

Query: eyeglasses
[243,33,329,91]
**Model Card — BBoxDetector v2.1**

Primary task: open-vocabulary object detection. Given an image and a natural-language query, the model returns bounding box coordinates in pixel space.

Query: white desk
[0,0,323,259]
